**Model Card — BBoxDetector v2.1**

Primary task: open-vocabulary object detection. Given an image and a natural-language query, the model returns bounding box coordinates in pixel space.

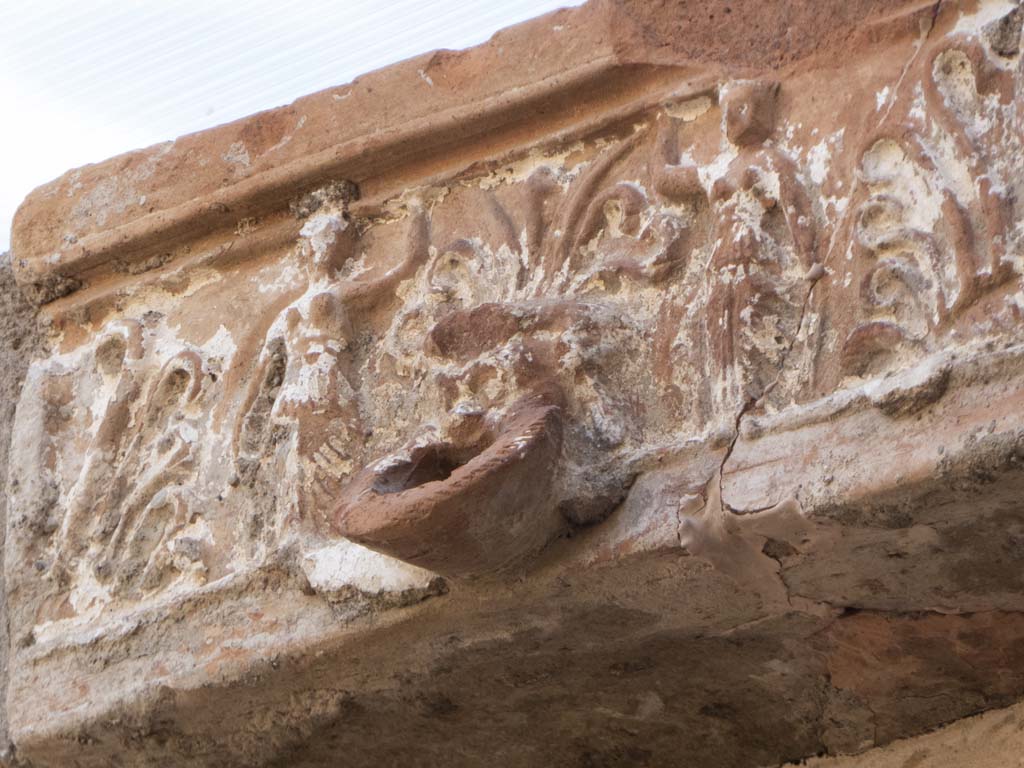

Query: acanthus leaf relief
[841,22,1023,377]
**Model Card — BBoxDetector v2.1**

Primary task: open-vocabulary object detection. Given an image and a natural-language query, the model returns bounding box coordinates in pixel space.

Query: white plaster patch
[203,324,238,363]
[875,85,891,111]
[807,139,832,185]
[222,141,251,170]
[301,539,437,594]
[300,211,348,264]
[953,0,1017,34]
[475,142,584,193]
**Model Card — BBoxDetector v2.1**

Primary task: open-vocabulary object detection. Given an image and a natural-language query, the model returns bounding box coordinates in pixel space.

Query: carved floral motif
[842,26,1023,375]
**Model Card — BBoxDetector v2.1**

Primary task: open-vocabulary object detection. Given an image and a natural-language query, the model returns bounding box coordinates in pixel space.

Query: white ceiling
[0,0,583,252]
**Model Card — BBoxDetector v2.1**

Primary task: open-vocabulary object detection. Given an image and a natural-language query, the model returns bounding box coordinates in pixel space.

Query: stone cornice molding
[11,0,933,309]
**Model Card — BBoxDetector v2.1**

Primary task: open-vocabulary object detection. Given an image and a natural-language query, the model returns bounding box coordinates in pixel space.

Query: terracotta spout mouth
[369,443,473,495]
[332,398,564,578]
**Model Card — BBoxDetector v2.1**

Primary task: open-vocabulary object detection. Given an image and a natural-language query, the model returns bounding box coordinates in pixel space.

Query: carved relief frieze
[5,0,1023,668]
[5,1,1024,763]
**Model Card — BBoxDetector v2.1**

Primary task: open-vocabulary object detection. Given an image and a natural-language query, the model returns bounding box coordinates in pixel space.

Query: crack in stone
[718,270,823,515]
[758,545,790,594]
[718,0,945,519]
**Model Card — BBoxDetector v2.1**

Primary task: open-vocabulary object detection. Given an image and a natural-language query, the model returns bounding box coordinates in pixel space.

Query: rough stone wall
[0,253,40,767]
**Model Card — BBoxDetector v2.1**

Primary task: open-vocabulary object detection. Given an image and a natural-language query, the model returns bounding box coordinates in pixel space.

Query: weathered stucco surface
[4,0,1024,765]
[0,253,41,766]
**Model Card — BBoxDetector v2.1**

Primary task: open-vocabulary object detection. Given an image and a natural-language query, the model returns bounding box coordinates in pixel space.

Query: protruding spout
[332,394,564,578]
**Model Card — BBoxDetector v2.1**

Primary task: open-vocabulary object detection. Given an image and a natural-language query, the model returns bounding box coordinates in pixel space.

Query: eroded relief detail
[842,23,1024,376]
[191,78,823,578]
[11,321,219,617]
[6,1,1023,643]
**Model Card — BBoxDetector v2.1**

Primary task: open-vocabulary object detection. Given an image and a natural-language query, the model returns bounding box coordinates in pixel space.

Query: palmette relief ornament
[322,153,706,573]
[841,21,1024,376]
[20,318,210,601]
